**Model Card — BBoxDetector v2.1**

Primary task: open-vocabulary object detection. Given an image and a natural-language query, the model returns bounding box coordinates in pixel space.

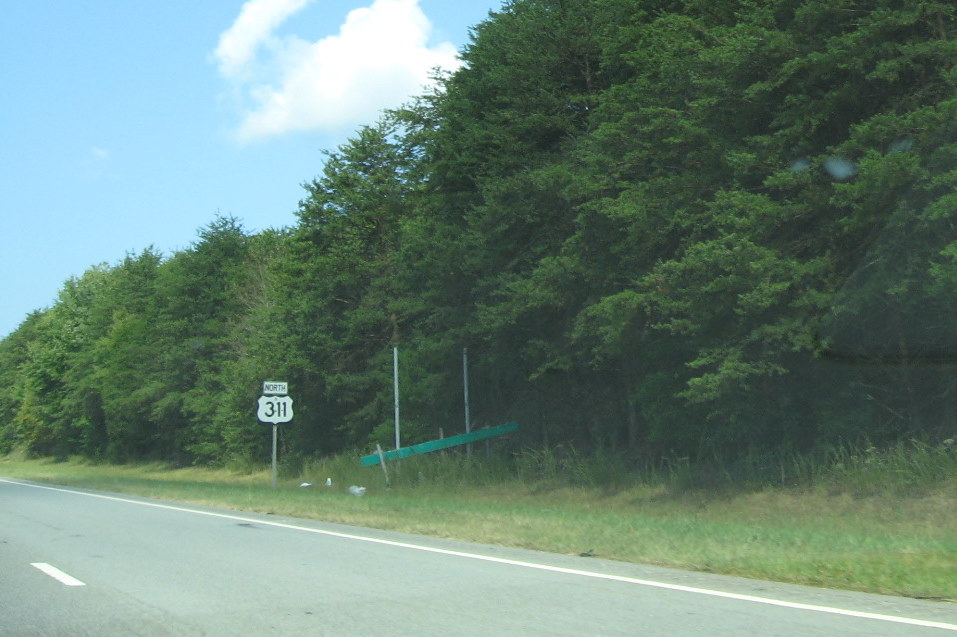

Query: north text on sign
[262,381,288,395]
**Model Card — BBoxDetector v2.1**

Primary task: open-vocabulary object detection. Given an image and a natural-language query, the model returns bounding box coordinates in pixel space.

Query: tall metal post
[393,347,400,450]
[463,347,472,456]
[271,424,278,489]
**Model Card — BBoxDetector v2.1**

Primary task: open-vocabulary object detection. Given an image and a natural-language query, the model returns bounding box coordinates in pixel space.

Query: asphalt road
[2,477,956,636]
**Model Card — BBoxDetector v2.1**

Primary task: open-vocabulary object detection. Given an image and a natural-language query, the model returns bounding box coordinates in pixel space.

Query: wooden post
[376,443,390,486]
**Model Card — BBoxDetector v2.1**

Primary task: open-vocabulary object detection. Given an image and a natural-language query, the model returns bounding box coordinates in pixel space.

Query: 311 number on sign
[257,395,294,424]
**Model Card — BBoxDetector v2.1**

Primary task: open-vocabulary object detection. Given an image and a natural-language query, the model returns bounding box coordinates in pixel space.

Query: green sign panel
[361,422,519,466]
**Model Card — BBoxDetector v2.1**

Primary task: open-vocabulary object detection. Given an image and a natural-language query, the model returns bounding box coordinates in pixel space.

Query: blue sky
[0,0,501,338]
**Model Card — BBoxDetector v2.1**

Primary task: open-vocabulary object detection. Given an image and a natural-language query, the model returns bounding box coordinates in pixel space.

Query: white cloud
[214,0,461,143]
[213,0,312,80]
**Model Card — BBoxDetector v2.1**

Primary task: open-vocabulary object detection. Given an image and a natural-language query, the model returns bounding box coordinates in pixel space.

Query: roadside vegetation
[4,439,955,601]
[4,1,957,470]
[2,0,957,604]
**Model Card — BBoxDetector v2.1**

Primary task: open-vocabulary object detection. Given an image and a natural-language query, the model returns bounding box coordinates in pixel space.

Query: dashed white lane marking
[31,562,86,587]
[4,478,957,631]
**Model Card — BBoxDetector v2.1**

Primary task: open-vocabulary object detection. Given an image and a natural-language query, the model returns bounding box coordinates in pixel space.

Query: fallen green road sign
[360,422,519,466]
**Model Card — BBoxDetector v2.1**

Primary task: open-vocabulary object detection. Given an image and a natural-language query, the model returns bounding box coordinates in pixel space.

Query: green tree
[279,118,419,451]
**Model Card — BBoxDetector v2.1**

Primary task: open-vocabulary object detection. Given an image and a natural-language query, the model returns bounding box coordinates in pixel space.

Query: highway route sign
[257,395,294,424]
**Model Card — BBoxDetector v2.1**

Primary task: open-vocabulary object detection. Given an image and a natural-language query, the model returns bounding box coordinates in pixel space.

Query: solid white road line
[30,562,86,587]
[4,477,956,631]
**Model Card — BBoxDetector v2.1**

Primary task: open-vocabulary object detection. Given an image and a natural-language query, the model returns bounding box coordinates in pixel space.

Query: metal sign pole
[271,424,278,489]
[393,347,400,450]
[463,347,472,457]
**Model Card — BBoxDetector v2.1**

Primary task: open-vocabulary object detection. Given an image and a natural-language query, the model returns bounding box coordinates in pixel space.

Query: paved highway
[2,477,956,636]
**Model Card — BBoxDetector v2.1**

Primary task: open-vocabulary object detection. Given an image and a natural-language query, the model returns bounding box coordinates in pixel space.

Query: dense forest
[3,0,957,467]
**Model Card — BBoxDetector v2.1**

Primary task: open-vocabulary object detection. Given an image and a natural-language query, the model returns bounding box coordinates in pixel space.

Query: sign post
[272,424,277,489]
[258,381,293,488]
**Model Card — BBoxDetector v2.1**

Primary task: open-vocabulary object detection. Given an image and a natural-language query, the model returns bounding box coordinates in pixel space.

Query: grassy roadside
[2,446,956,602]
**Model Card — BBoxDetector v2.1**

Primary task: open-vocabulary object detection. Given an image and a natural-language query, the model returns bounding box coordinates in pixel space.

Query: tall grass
[6,437,956,498]
[814,439,957,495]
[282,438,957,503]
